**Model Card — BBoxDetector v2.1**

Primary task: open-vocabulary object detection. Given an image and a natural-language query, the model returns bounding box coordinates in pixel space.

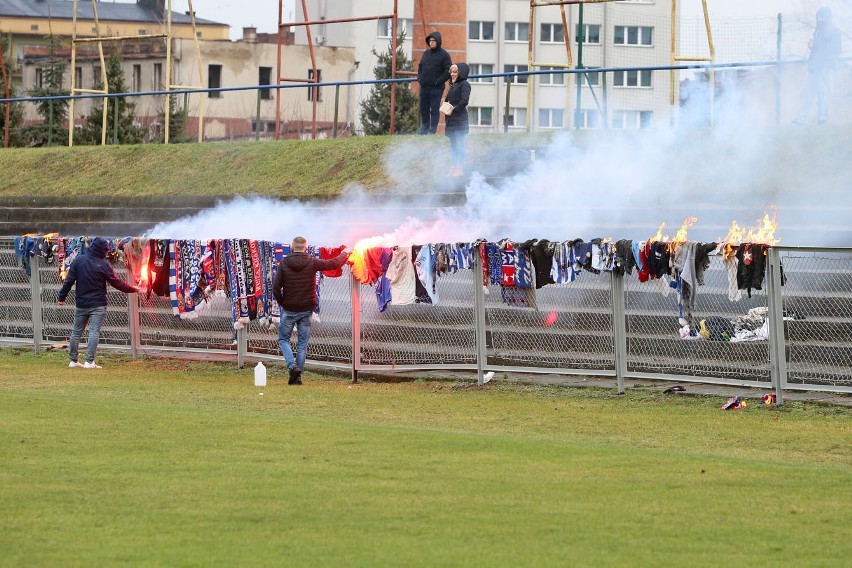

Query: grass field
[1,348,850,566]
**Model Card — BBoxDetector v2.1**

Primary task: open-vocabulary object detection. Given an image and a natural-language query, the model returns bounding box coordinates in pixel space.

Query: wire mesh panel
[778,249,852,387]
[40,262,132,347]
[486,272,615,371]
[247,269,353,365]
[138,291,237,352]
[0,238,34,341]
[624,255,771,382]
[358,269,477,367]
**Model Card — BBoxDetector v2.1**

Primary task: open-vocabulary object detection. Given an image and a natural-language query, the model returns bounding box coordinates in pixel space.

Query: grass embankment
[1,349,849,566]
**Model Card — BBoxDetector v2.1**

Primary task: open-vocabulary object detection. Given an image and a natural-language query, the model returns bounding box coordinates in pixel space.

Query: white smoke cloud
[148,75,849,248]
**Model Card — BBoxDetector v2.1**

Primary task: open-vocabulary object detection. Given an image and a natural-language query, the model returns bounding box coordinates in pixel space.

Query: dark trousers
[419,85,443,134]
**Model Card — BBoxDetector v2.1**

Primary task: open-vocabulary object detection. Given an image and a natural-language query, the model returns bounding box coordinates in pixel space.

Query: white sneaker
[83,362,102,369]
[69,361,84,368]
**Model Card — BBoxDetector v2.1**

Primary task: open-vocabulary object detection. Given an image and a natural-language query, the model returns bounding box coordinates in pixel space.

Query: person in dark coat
[443,62,471,177]
[57,237,139,368]
[417,31,452,135]
[272,236,348,385]
[794,6,841,124]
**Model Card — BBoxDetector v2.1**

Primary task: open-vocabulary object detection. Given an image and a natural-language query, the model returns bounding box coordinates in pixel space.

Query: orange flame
[720,208,779,248]
[649,223,666,242]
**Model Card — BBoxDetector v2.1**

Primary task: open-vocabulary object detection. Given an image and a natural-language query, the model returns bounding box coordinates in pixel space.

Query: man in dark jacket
[57,237,139,368]
[417,31,452,135]
[272,236,348,385]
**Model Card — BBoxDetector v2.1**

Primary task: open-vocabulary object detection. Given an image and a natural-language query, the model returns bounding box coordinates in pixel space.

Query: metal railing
[3,238,851,404]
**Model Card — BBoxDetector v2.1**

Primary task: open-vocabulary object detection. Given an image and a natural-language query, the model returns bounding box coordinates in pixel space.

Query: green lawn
[1,348,849,567]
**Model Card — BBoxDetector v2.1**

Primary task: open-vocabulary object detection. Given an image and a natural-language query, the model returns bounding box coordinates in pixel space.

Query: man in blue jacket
[57,237,139,368]
[417,31,452,135]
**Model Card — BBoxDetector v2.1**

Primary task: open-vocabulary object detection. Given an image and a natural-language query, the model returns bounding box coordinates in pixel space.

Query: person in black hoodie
[272,236,348,385]
[443,62,471,177]
[417,31,452,135]
[57,237,139,368]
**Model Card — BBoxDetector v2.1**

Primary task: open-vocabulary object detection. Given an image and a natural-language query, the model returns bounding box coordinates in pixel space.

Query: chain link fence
[2,238,851,397]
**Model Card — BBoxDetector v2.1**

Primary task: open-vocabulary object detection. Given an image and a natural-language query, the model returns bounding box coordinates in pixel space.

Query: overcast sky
[168,0,811,40]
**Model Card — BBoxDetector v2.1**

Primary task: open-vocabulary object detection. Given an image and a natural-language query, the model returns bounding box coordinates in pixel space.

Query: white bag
[439,101,454,116]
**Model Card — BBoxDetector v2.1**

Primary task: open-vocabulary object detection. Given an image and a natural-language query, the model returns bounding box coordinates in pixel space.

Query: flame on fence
[720,207,779,257]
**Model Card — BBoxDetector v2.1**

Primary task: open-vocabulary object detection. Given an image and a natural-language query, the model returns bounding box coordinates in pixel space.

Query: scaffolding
[526,0,714,129]
[1,34,10,147]
[67,0,205,146]
[277,0,401,139]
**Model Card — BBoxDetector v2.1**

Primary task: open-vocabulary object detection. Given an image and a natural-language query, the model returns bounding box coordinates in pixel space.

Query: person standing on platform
[794,6,841,125]
[417,31,452,135]
[443,62,471,177]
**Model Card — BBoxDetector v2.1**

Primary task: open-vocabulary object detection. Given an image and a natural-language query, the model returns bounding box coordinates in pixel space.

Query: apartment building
[295,0,676,132]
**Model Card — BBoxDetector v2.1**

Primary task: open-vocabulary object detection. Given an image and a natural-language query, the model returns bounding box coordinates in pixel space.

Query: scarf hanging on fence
[149,239,171,298]
[222,239,265,329]
[169,240,215,320]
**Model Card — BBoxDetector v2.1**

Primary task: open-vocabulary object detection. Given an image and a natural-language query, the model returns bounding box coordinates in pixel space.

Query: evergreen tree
[359,31,419,135]
[77,47,143,145]
[155,91,191,143]
[21,35,68,146]
[0,36,25,147]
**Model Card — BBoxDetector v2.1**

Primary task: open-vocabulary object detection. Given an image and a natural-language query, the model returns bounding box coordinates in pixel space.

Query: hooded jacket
[272,250,348,312]
[417,31,452,88]
[444,62,471,133]
[57,237,136,308]
[809,7,841,73]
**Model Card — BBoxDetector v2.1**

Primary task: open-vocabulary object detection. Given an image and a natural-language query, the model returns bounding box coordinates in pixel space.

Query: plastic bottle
[254,362,267,387]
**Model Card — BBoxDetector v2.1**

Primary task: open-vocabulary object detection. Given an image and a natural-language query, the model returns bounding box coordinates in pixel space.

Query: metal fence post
[128,292,140,360]
[473,250,488,385]
[236,325,247,368]
[610,271,627,394]
[766,247,787,406]
[350,272,361,383]
[29,255,43,354]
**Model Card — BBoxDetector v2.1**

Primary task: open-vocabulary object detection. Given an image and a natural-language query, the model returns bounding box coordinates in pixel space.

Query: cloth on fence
[736,243,768,298]
[447,242,474,273]
[169,240,214,320]
[375,248,393,312]
[221,239,264,328]
[415,244,439,304]
[256,240,284,328]
[523,239,554,289]
[320,246,347,277]
[551,241,577,284]
[410,245,433,304]
[149,239,172,298]
[386,245,417,305]
[614,239,636,276]
[121,237,150,290]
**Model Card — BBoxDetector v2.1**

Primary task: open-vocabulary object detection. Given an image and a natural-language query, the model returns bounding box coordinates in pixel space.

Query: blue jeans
[278,310,312,371]
[69,305,107,364]
[419,85,444,134]
[448,130,467,168]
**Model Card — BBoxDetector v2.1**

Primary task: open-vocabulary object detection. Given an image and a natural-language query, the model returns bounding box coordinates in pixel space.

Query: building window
[93,65,101,86]
[31,24,39,31]
[75,67,83,89]
[613,69,652,87]
[35,69,44,89]
[138,29,146,35]
[539,66,565,86]
[208,64,222,98]
[308,69,322,101]
[153,63,163,90]
[505,107,527,128]
[259,67,273,100]
[540,23,565,43]
[470,106,493,127]
[469,21,495,41]
[578,67,601,86]
[377,18,412,38]
[539,108,565,129]
[131,64,141,92]
[504,64,528,84]
[575,109,602,129]
[504,22,529,43]
[612,110,653,129]
[576,24,601,45]
[614,26,653,46]
[468,64,494,83]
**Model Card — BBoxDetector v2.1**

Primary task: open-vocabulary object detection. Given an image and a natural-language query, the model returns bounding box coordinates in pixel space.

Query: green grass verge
[1,349,850,566]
